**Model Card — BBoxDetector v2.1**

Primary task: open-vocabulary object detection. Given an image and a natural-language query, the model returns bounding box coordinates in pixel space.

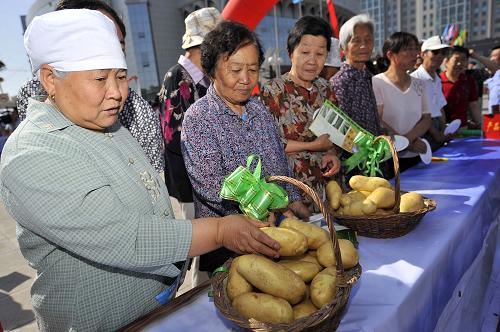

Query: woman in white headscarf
[0,9,279,331]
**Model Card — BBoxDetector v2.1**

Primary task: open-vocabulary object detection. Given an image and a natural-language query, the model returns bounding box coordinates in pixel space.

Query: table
[122,138,500,332]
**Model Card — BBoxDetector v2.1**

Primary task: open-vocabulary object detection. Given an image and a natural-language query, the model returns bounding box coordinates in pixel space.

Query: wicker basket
[334,135,437,238]
[212,176,361,332]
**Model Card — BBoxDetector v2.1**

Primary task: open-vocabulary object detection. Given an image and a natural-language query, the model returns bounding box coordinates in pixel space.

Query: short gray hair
[36,68,69,80]
[339,14,374,50]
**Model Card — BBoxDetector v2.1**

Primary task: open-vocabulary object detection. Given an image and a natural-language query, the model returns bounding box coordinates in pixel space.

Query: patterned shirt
[0,99,191,331]
[181,84,300,218]
[158,56,208,202]
[261,73,338,205]
[330,62,381,135]
[16,77,164,173]
[181,85,300,271]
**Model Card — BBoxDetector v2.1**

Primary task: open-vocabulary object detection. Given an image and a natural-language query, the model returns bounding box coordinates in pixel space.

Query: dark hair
[56,0,126,38]
[445,46,469,59]
[381,32,419,61]
[287,16,332,55]
[377,32,418,70]
[201,21,264,78]
[492,45,500,51]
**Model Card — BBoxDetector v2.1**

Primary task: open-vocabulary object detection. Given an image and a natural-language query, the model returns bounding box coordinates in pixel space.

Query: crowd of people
[1,0,499,330]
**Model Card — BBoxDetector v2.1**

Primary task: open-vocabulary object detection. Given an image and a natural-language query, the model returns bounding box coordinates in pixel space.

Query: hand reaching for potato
[217,215,281,258]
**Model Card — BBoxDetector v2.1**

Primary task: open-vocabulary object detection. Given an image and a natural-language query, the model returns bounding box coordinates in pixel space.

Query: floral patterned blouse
[158,60,208,202]
[261,73,339,207]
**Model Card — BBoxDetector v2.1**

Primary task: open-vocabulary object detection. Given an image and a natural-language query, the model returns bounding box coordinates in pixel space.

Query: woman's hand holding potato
[216,215,281,258]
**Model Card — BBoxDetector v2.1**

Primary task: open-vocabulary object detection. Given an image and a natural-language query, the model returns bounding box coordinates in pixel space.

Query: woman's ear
[39,64,56,97]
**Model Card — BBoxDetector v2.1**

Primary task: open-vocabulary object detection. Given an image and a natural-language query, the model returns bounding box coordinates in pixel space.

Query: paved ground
[0,201,38,331]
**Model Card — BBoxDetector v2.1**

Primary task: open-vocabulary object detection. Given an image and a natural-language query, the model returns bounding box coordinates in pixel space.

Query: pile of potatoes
[227,218,359,324]
[326,175,426,216]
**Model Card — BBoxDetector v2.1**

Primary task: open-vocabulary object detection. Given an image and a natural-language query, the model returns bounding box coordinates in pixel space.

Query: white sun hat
[24,9,127,74]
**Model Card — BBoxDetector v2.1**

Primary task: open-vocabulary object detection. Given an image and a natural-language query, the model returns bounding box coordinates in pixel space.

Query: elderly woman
[1,10,279,331]
[261,16,340,209]
[16,0,164,175]
[372,32,432,172]
[181,21,308,273]
[330,14,381,136]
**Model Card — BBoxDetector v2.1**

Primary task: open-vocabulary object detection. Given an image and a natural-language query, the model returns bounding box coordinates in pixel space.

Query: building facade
[362,0,500,55]
[25,0,359,100]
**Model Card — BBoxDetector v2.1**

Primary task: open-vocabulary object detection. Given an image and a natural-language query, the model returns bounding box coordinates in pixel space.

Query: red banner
[326,0,339,38]
[483,114,500,139]
[222,0,279,30]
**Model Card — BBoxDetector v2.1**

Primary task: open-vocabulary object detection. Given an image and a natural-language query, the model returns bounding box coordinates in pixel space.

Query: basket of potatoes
[212,175,361,332]
[327,135,437,238]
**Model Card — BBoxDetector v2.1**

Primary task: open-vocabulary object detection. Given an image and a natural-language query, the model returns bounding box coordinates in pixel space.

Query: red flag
[222,0,279,30]
[326,0,339,38]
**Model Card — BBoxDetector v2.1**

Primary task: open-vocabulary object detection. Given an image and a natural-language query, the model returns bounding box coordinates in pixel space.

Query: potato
[310,268,337,308]
[317,240,359,269]
[293,299,318,320]
[339,239,359,269]
[237,254,306,305]
[349,175,391,192]
[400,192,425,212]
[233,292,293,324]
[317,241,336,268]
[340,191,366,207]
[227,256,253,301]
[280,218,330,250]
[342,200,377,216]
[359,190,371,197]
[278,260,322,282]
[260,227,308,256]
[283,253,321,266]
[307,250,317,258]
[326,180,342,210]
[364,187,395,209]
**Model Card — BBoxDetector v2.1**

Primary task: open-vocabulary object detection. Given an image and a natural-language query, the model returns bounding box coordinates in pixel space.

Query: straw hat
[182,7,221,50]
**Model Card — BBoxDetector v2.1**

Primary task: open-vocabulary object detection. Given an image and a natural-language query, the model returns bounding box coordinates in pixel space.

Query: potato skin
[292,299,318,320]
[342,200,377,216]
[237,254,307,305]
[326,180,342,210]
[278,260,322,282]
[316,241,336,268]
[233,292,294,324]
[227,256,253,301]
[260,227,308,256]
[280,218,330,250]
[338,239,359,269]
[317,240,359,269]
[349,175,391,192]
[400,192,425,212]
[310,269,338,309]
[365,187,395,209]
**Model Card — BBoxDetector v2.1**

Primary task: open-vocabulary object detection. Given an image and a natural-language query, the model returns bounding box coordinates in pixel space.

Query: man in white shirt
[411,35,450,150]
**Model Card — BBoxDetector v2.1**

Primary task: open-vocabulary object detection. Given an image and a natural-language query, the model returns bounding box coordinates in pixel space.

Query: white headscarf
[24,9,127,74]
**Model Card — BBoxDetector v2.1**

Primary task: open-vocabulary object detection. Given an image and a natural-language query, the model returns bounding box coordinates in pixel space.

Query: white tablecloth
[141,138,500,332]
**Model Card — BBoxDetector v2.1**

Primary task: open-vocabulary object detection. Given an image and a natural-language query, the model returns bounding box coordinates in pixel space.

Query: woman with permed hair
[181,21,309,274]
[261,16,341,212]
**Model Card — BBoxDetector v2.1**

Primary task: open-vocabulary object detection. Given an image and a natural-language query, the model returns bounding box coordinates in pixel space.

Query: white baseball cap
[325,38,342,67]
[421,35,449,52]
[24,9,126,74]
